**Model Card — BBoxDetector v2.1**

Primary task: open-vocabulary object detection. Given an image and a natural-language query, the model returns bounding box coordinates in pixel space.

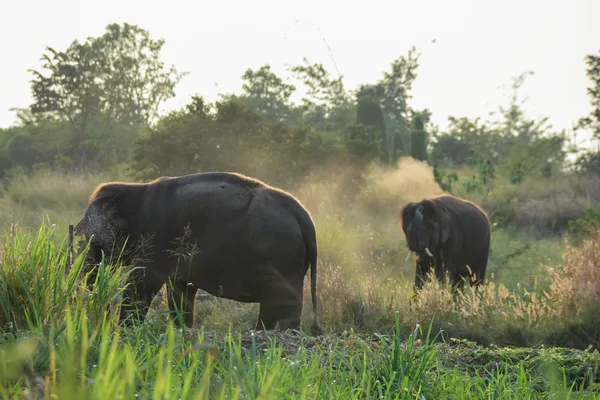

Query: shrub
[0,223,126,331]
[548,233,600,314]
[568,202,600,246]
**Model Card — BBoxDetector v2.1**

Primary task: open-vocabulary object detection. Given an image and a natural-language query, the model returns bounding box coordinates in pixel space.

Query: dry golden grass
[0,158,598,349]
[0,167,129,238]
[547,235,600,314]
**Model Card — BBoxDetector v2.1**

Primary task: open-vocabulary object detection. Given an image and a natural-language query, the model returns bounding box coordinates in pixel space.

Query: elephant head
[400,199,453,259]
[74,183,141,282]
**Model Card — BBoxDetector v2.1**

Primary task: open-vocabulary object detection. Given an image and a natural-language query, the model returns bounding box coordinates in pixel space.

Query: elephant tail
[307,234,320,335]
[276,191,321,335]
[297,208,319,335]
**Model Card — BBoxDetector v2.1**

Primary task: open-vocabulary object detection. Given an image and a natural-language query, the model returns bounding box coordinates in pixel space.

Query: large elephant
[399,195,491,291]
[74,172,319,332]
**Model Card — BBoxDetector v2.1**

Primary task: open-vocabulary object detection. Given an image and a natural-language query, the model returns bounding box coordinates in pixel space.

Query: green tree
[240,65,297,123]
[184,95,211,118]
[28,23,186,150]
[131,96,347,186]
[23,23,186,168]
[574,51,600,173]
[577,52,600,140]
[493,72,566,177]
[430,117,501,165]
[6,134,44,171]
[432,72,564,171]
[343,123,381,162]
[356,96,386,160]
[289,58,353,130]
[355,47,420,163]
[377,47,420,133]
[410,114,427,162]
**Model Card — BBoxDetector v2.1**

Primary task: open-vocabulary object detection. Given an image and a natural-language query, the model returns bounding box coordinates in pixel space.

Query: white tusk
[405,251,412,261]
[425,248,434,257]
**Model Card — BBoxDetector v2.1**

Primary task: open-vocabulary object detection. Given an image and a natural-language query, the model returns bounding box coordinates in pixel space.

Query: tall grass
[0,167,129,241]
[0,217,599,397]
[1,163,600,396]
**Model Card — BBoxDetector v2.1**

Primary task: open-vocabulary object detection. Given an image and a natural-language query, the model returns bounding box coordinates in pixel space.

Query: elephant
[74,171,319,333]
[399,195,491,292]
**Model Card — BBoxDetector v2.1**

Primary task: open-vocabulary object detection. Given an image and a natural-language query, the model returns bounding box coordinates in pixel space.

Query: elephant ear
[112,213,129,231]
[88,184,131,233]
[439,209,453,244]
[400,202,417,232]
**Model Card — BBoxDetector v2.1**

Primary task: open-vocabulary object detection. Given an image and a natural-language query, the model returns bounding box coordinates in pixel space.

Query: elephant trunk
[408,207,423,251]
[408,207,434,258]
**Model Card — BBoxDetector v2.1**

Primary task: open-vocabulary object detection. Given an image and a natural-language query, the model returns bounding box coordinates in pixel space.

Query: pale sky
[1,0,599,147]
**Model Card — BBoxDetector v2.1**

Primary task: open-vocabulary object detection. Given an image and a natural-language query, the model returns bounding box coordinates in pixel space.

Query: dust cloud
[291,156,445,323]
[290,156,443,282]
[359,157,445,215]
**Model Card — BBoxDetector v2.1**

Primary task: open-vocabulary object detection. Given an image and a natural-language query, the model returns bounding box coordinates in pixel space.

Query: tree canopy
[1,22,598,234]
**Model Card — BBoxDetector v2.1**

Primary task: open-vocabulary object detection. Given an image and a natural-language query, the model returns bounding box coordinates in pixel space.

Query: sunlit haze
[2,0,599,147]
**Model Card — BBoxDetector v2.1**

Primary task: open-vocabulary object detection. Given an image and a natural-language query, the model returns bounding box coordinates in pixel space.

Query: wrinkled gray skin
[400,195,491,292]
[75,172,319,332]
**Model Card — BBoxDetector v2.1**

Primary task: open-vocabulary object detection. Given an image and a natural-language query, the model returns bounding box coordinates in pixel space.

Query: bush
[0,223,125,331]
[130,96,356,189]
[568,202,600,246]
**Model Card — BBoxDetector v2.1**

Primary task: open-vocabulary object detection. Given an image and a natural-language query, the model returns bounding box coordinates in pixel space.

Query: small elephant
[399,195,491,292]
[74,172,319,333]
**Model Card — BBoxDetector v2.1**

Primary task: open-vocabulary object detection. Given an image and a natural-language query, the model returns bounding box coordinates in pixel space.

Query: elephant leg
[118,267,165,326]
[443,258,467,293]
[449,272,467,292]
[255,303,279,331]
[468,259,488,289]
[433,256,445,284]
[277,289,304,331]
[167,279,198,328]
[255,271,304,331]
[278,306,302,331]
[256,299,302,332]
[414,258,431,291]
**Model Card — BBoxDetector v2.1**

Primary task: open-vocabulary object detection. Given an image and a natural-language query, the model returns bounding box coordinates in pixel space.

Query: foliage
[356,96,386,136]
[342,123,382,162]
[577,52,600,141]
[574,51,600,175]
[288,58,353,131]
[5,133,44,172]
[568,202,600,246]
[432,72,565,169]
[355,47,422,164]
[428,72,573,231]
[430,116,495,165]
[240,64,298,123]
[433,165,458,193]
[130,95,350,187]
[17,23,186,169]
[0,22,595,237]
[462,154,496,196]
[410,114,428,162]
[29,23,186,127]
[574,150,600,174]
[356,47,420,133]
[0,146,597,398]
[355,96,386,160]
